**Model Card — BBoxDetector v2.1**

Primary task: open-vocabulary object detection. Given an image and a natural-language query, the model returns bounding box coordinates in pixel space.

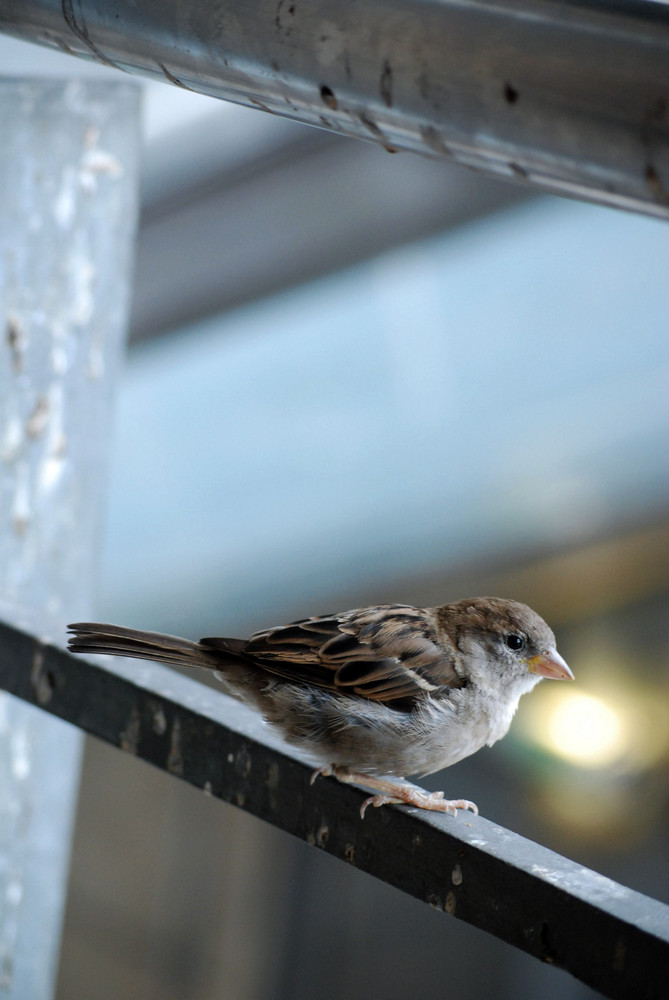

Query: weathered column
[0,79,140,998]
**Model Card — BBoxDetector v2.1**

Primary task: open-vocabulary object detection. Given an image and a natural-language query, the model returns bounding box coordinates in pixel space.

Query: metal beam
[0,618,666,1000]
[0,0,668,218]
[0,80,141,1000]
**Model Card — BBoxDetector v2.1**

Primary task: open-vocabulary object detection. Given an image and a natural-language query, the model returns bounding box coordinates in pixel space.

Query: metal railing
[1,0,669,218]
[0,617,666,1000]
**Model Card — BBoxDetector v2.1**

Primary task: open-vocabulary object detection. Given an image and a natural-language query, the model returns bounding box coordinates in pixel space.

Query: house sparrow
[67,597,573,817]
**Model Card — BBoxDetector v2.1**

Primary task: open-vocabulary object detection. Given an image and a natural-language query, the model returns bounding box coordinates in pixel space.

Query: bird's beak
[527,648,574,681]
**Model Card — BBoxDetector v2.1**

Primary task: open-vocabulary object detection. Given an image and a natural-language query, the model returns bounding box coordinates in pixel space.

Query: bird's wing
[201,605,465,704]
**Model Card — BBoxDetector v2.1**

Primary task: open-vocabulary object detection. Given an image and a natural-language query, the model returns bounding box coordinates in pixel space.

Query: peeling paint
[11,464,31,536]
[167,717,184,775]
[235,744,252,778]
[25,395,49,439]
[53,166,76,228]
[152,705,167,735]
[1,416,23,463]
[266,761,280,789]
[120,706,141,754]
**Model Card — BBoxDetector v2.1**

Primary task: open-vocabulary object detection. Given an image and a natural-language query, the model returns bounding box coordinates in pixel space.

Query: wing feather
[213,604,465,705]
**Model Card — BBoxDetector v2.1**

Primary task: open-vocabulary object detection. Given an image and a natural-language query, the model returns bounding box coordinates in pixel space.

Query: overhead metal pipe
[0,1,668,215]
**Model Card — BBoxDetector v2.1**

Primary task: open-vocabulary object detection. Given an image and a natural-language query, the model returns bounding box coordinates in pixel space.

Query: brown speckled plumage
[68,597,573,816]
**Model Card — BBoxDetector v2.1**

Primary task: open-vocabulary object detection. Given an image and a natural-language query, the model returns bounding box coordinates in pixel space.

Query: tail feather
[67,622,221,671]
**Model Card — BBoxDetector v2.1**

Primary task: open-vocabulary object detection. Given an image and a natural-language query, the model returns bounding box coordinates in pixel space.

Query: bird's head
[444,597,574,697]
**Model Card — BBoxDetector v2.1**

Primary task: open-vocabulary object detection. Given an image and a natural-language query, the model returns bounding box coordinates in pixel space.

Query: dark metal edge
[0,618,667,999]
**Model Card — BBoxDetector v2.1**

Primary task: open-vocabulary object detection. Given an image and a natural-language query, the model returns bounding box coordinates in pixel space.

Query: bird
[67,597,573,818]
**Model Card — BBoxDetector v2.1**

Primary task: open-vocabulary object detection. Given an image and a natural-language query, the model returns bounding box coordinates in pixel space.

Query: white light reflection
[546,693,625,767]
[519,683,669,773]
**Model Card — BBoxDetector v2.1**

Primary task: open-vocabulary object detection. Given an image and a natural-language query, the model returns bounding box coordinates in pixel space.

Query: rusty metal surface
[0,0,668,217]
[0,618,667,998]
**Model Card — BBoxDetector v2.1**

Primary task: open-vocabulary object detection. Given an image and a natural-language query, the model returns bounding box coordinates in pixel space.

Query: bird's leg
[310,765,478,819]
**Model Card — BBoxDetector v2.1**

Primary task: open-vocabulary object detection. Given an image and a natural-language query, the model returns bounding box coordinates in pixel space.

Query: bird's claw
[360,794,404,818]
[310,765,333,786]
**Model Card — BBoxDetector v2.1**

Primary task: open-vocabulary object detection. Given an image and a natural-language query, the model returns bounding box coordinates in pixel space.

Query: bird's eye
[505,633,525,651]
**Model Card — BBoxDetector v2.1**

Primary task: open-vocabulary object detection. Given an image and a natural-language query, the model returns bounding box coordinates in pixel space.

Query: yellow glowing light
[545,693,626,767]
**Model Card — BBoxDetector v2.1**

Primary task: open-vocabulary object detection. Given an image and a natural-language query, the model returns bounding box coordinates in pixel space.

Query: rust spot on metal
[61,0,120,68]
[275,0,296,35]
[359,113,386,143]
[420,125,451,157]
[380,59,393,107]
[320,85,338,111]
[52,33,77,57]
[250,98,277,116]
[504,82,519,104]
[158,63,196,92]
[645,163,669,205]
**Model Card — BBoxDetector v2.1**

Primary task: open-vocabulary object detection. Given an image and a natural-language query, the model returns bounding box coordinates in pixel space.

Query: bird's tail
[67,622,224,671]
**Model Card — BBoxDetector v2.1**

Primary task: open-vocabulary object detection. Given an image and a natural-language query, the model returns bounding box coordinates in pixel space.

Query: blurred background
[3,31,669,1000]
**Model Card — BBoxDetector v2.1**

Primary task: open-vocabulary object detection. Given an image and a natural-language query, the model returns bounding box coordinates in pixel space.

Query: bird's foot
[311,765,478,819]
[360,787,478,819]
